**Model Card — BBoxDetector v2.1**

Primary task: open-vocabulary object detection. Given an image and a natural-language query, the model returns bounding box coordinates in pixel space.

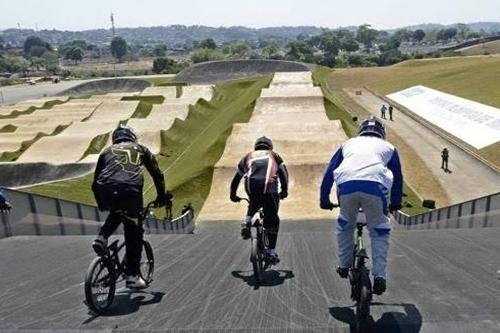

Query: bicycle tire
[140,240,154,284]
[84,257,116,314]
[356,268,372,332]
[250,237,263,284]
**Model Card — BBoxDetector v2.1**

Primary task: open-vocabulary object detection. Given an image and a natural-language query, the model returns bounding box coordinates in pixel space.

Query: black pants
[99,211,144,276]
[441,157,448,170]
[247,192,280,249]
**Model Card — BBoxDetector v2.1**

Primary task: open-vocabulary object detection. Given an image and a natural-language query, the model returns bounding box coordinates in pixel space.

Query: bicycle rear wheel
[355,267,372,332]
[84,257,116,314]
[250,238,263,284]
[140,240,154,284]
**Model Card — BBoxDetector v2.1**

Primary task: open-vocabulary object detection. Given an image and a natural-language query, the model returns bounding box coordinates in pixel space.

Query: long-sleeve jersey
[231,150,288,195]
[0,190,6,205]
[320,136,403,206]
[92,141,165,196]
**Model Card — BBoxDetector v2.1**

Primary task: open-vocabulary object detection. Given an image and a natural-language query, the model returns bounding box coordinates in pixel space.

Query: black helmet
[112,124,137,144]
[254,136,273,150]
[358,116,385,139]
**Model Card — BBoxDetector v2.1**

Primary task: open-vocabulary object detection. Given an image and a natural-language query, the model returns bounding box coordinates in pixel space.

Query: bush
[191,48,224,63]
[152,57,176,74]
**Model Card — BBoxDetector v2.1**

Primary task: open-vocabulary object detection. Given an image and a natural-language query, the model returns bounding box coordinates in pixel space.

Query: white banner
[387,86,500,149]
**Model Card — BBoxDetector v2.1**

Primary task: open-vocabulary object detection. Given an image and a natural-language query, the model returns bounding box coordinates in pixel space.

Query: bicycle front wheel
[84,257,116,314]
[356,267,372,332]
[140,240,154,284]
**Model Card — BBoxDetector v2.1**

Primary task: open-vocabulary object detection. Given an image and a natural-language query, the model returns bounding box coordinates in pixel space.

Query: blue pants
[336,181,391,278]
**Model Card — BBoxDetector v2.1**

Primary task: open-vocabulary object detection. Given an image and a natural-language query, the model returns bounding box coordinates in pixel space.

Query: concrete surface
[0,222,499,331]
[0,80,86,106]
[344,88,500,204]
[199,72,348,221]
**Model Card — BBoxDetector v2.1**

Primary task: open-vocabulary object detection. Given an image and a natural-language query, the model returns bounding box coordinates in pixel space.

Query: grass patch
[122,95,165,119]
[0,124,17,133]
[23,76,272,217]
[313,66,429,216]
[0,124,70,161]
[148,76,175,86]
[330,56,500,108]
[459,40,500,56]
[79,133,110,161]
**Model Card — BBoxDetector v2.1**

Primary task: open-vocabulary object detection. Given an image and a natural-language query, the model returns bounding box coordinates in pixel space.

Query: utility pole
[110,12,116,78]
[110,13,116,37]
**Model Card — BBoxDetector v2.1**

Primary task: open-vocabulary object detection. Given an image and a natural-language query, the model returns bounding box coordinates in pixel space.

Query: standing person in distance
[380,104,387,119]
[388,104,394,121]
[230,136,289,263]
[91,124,167,289]
[320,116,403,295]
[441,148,449,172]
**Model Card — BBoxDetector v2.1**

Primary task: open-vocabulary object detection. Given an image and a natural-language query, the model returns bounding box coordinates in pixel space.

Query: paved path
[1,221,500,331]
[345,88,500,204]
[0,80,87,106]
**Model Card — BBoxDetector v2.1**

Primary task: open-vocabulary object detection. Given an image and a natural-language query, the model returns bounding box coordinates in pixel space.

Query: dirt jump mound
[173,60,312,84]
[57,78,151,97]
[198,72,348,221]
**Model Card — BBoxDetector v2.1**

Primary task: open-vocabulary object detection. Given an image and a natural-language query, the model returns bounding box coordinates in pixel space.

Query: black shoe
[373,277,386,295]
[336,266,349,279]
[240,223,251,239]
[267,251,280,265]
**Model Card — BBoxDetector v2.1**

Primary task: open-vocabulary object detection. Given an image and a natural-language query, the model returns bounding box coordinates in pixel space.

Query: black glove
[389,203,402,213]
[154,193,167,207]
[279,191,288,200]
[0,201,11,212]
[230,193,241,203]
[320,201,335,210]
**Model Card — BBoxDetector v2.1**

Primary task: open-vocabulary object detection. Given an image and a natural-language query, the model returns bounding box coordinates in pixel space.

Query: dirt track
[199,72,347,221]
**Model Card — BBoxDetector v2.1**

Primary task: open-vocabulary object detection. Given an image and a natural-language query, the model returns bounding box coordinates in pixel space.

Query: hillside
[458,40,500,56]
[329,55,500,167]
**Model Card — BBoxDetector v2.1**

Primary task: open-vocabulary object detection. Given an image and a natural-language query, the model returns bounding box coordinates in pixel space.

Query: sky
[1,0,499,31]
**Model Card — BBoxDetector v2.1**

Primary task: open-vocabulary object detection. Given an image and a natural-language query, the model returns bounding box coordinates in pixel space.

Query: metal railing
[393,192,500,230]
[0,187,195,238]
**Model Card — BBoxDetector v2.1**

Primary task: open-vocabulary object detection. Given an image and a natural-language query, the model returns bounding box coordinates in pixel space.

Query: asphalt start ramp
[198,72,348,221]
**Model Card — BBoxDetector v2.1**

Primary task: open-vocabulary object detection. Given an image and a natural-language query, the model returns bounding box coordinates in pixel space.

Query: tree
[198,38,217,50]
[23,36,52,56]
[153,44,167,57]
[456,23,471,40]
[152,57,176,74]
[0,36,4,51]
[437,28,457,41]
[110,36,128,62]
[30,56,45,71]
[356,24,379,50]
[393,29,413,42]
[42,52,59,74]
[65,46,83,65]
[285,41,314,62]
[319,32,341,56]
[340,37,359,52]
[29,45,49,58]
[413,29,426,42]
[228,42,250,58]
[191,48,223,63]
